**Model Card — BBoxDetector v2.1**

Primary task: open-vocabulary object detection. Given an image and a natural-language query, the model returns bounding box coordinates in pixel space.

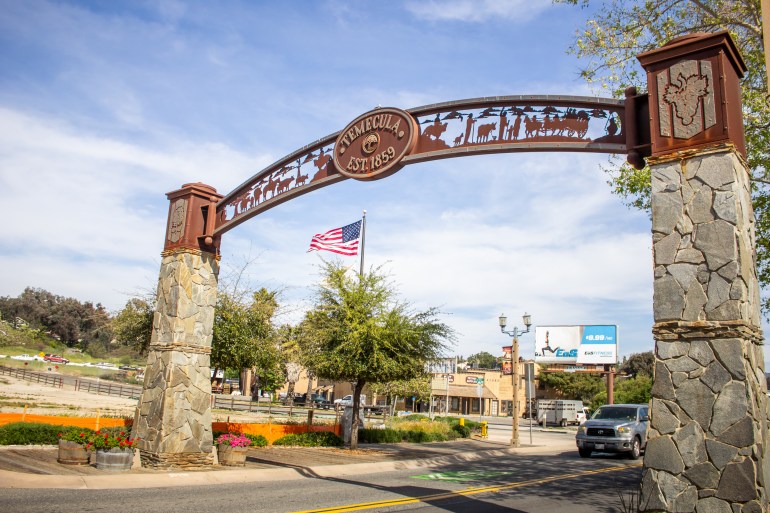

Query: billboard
[534,325,617,365]
[426,357,457,374]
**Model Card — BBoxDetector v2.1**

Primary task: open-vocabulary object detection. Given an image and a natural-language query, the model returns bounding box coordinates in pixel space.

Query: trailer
[537,399,589,426]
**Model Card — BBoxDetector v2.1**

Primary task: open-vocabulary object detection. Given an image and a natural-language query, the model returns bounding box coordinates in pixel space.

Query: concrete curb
[0,445,580,489]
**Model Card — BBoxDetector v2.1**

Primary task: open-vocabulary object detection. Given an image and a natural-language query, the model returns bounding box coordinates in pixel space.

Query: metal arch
[214,95,632,237]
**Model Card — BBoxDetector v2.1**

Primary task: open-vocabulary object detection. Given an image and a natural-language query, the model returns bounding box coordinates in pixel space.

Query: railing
[76,379,142,399]
[1,366,387,421]
[0,365,141,400]
[0,366,64,388]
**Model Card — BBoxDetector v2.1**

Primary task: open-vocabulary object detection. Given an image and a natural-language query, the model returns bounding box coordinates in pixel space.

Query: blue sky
[0,0,661,362]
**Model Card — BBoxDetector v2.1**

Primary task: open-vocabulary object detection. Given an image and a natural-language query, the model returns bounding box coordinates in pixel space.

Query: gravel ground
[0,373,138,418]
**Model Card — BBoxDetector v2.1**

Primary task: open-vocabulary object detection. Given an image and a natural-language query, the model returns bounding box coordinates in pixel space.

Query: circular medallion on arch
[333,107,419,181]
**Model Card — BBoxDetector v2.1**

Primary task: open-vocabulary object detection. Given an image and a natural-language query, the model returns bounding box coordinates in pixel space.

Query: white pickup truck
[333,395,388,415]
[334,394,366,407]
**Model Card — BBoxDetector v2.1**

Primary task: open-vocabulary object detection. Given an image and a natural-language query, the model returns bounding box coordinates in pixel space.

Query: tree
[369,377,431,414]
[591,375,652,409]
[619,351,655,378]
[0,287,112,350]
[300,261,454,449]
[211,288,281,395]
[466,351,499,369]
[615,375,653,404]
[537,369,605,403]
[557,0,770,310]
[111,298,154,354]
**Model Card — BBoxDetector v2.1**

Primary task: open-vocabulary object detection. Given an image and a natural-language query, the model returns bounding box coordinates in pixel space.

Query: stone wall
[641,147,769,512]
[133,249,219,468]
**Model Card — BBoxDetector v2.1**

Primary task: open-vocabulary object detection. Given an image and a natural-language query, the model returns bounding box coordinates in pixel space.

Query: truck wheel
[578,448,592,458]
[560,419,567,427]
[628,437,641,460]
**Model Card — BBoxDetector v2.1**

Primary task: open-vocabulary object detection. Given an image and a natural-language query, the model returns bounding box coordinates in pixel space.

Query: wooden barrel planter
[217,446,248,466]
[95,448,134,471]
[57,440,90,465]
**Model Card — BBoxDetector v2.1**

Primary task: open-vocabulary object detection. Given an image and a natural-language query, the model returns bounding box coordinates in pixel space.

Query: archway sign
[134,31,768,511]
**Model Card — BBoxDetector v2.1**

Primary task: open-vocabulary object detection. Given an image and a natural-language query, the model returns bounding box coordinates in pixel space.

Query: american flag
[308,220,362,256]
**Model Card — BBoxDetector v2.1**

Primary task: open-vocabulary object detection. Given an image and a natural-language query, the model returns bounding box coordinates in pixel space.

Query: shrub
[0,422,95,446]
[243,433,268,447]
[360,419,465,444]
[359,428,404,443]
[399,414,429,421]
[272,431,342,447]
[452,424,471,438]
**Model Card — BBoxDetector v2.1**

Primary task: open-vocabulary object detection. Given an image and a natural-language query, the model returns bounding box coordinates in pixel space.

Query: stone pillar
[134,183,223,469]
[638,33,770,512]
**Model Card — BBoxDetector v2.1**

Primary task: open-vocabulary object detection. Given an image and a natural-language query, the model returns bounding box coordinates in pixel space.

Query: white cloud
[404,0,553,22]
[0,1,661,363]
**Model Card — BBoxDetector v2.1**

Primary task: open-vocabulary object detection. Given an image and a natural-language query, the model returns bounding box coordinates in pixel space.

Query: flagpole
[359,210,367,277]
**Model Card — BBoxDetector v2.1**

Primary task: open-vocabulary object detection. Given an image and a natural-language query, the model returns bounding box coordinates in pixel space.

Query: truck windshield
[592,407,637,421]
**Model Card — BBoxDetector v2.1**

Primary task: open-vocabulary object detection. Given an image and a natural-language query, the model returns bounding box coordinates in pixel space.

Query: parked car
[297,393,333,409]
[280,393,331,408]
[11,354,36,361]
[334,394,366,408]
[575,403,649,459]
[43,354,70,364]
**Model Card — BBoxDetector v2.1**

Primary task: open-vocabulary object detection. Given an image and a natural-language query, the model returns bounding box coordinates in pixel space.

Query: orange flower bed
[0,414,341,444]
[213,422,342,443]
[0,413,131,430]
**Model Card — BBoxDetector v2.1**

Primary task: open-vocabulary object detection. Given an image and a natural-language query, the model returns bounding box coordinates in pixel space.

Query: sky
[0,0,664,362]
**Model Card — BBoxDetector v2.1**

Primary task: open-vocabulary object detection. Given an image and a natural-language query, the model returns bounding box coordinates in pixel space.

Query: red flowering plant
[58,428,95,449]
[90,429,139,451]
[214,433,252,448]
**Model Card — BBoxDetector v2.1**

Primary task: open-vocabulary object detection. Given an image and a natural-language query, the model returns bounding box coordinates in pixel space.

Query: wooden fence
[0,366,64,388]
[0,365,142,399]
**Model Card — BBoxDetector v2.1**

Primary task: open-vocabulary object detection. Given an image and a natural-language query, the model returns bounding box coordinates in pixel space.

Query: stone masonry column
[638,33,770,511]
[133,183,223,469]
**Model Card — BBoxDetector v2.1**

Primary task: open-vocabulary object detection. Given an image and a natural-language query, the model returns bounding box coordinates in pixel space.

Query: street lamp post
[499,312,532,448]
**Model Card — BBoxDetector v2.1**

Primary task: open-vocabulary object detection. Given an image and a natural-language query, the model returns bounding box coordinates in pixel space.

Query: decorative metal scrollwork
[405,95,626,164]
[215,95,628,236]
[217,136,342,234]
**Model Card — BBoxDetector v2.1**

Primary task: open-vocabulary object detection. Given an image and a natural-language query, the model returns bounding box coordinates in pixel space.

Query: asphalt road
[1,450,641,513]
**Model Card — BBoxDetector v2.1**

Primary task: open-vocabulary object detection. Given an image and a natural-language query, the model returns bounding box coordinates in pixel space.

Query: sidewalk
[0,435,577,489]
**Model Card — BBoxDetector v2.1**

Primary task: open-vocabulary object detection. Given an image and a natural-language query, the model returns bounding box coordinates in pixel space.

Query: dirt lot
[0,373,138,418]
[0,372,293,423]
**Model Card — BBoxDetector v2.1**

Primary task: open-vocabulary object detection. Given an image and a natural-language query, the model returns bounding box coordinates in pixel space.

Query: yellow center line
[290,463,641,513]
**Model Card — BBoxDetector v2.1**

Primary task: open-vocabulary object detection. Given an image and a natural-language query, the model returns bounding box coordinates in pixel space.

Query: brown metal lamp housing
[637,31,747,158]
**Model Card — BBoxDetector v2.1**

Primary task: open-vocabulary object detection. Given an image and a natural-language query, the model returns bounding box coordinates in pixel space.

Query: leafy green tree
[619,351,655,378]
[300,261,454,449]
[537,369,605,403]
[466,351,499,369]
[211,288,281,394]
[557,0,770,310]
[111,298,154,354]
[591,375,652,409]
[0,287,111,350]
[370,377,431,413]
[615,375,653,404]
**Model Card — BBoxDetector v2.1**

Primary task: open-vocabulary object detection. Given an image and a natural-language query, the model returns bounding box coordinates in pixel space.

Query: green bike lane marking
[290,463,641,513]
[411,469,513,482]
